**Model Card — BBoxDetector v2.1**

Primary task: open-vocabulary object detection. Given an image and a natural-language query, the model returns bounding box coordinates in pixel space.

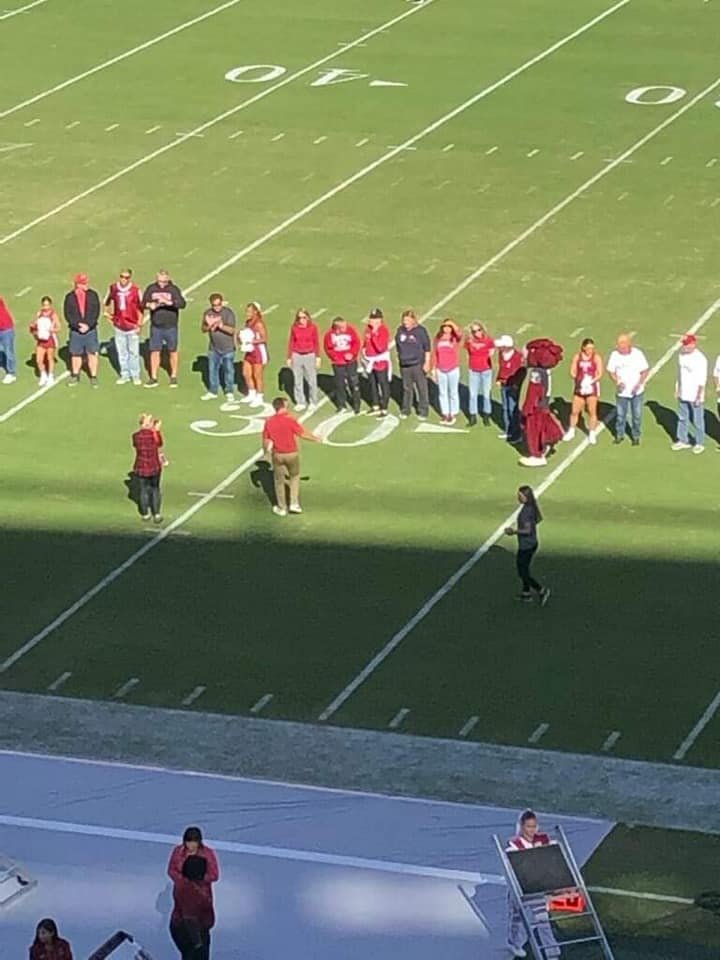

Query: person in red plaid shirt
[132,413,166,523]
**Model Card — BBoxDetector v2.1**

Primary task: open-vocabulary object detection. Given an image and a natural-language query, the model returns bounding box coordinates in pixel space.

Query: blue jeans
[0,327,16,375]
[501,385,521,440]
[677,400,705,445]
[615,393,644,440]
[208,350,236,395]
[114,328,140,380]
[468,369,492,416]
[437,367,460,416]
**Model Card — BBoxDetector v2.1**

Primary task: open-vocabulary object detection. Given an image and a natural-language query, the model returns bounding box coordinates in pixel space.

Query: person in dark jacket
[29,918,73,960]
[142,269,186,388]
[170,855,215,960]
[395,309,431,419]
[64,273,101,387]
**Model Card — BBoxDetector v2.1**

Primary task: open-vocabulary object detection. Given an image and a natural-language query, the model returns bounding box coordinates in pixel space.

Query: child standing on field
[30,296,60,386]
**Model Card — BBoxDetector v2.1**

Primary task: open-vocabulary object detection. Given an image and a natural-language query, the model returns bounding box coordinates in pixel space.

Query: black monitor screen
[507,844,575,895]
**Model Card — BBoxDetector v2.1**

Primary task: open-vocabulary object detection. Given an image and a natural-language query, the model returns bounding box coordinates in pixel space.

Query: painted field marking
[673,688,720,760]
[250,693,274,714]
[104,123,119,132]
[0,0,47,20]
[0,1,437,246]
[528,722,549,744]
[589,886,693,905]
[313,307,328,318]
[181,685,207,706]
[485,146,498,155]
[706,158,718,167]
[14,285,31,296]
[313,135,328,145]
[617,191,629,201]
[0,0,250,119]
[271,132,285,141]
[601,730,621,752]
[355,137,370,147]
[373,260,389,271]
[188,491,235,499]
[264,303,279,316]
[527,148,540,157]
[388,707,410,729]
[46,671,71,692]
[458,715,479,738]
[112,677,139,700]
[571,150,584,160]
[318,296,720,722]
[569,326,584,337]
[516,322,533,335]
[228,130,244,140]
[443,143,455,152]
[660,155,673,165]
[64,120,80,130]
[0,372,69,423]
[145,124,161,134]
[23,117,39,126]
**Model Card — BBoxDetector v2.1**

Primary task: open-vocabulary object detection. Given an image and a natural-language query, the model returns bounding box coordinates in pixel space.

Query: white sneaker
[507,946,527,959]
[295,403,307,411]
[38,371,48,386]
[132,378,142,386]
[116,376,130,385]
[562,427,575,442]
[225,392,235,402]
[519,455,547,467]
[588,429,597,445]
[289,504,303,514]
[2,374,16,384]
[241,390,256,404]
[671,441,692,451]
[272,505,287,517]
[250,394,264,408]
[497,432,508,439]
[46,373,55,386]
[693,444,705,455]
[201,391,218,401]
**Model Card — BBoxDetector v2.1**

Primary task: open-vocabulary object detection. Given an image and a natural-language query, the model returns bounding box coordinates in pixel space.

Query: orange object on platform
[549,893,586,913]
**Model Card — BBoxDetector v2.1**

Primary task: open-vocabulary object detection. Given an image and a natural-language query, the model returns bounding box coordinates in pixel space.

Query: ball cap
[368,307,384,319]
[74,272,89,285]
[681,333,697,346]
[495,334,514,348]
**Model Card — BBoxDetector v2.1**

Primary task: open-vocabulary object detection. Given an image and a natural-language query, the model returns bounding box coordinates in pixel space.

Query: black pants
[333,361,360,412]
[170,921,211,960]
[517,547,542,592]
[400,364,429,416]
[138,472,162,517]
[368,368,390,410]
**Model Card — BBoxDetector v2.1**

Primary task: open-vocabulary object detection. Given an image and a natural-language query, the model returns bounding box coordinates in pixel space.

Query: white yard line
[0,0,48,20]
[673,689,720,760]
[0,372,69,422]
[0,1,437,246]
[0,0,248,119]
[317,296,720,722]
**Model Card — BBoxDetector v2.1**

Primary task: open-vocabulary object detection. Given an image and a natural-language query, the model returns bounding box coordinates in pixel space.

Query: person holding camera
[131,413,167,523]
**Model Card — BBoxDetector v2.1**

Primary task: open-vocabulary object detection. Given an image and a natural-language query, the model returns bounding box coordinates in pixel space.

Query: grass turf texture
[2,0,720,770]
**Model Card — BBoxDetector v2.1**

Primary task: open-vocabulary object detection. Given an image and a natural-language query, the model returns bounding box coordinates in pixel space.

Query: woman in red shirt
[464,322,494,426]
[29,919,73,960]
[563,337,603,445]
[361,307,392,416]
[286,308,320,410]
[432,319,462,425]
[170,855,215,960]
[240,301,268,408]
[168,826,220,888]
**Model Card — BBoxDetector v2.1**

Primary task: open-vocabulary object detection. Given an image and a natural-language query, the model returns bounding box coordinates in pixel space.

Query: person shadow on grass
[250,460,276,506]
[124,471,143,515]
[646,399,678,442]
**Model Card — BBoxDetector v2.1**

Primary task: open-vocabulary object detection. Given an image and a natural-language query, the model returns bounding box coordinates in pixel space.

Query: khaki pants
[272,452,300,509]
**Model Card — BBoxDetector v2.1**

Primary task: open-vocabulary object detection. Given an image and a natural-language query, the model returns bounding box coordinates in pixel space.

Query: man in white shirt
[607,333,649,446]
[673,333,707,453]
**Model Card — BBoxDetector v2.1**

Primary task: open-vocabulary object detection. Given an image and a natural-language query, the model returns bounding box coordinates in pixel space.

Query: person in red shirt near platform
[287,308,320,410]
[29,918,73,960]
[168,826,220,889]
[324,316,361,413]
[263,397,322,517]
[132,412,166,523]
[465,322,495,426]
[505,810,560,959]
[30,296,61,386]
[170,855,215,960]
[0,295,16,384]
[240,301,268,408]
[563,337,604,445]
[105,268,144,386]
[495,335,525,443]
[361,307,392,416]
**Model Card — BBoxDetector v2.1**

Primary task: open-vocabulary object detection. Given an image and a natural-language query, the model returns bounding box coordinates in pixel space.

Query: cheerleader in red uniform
[30,295,61,386]
[506,810,561,958]
[563,338,603,444]
[240,301,268,408]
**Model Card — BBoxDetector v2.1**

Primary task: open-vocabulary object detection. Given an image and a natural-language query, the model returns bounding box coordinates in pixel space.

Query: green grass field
[1,0,720,773]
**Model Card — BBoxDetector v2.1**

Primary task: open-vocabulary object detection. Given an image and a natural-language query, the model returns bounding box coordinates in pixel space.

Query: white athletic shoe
[116,376,130,385]
[693,444,705,455]
[497,432,508,439]
[250,394,264,408]
[225,392,235,402]
[46,373,55,386]
[132,378,142,386]
[507,946,527,959]
[272,505,287,517]
[588,429,597,445]
[2,374,16,385]
[562,427,575,442]
[671,441,691,451]
[38,371,48,386]
[241,390,256,404]
[201,391,218,401]
[518,455,548,467]
[289,503,303,514]
[295,403,307,411]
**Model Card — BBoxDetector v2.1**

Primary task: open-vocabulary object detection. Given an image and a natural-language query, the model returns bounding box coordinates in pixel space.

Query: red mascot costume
[519,338,564,467]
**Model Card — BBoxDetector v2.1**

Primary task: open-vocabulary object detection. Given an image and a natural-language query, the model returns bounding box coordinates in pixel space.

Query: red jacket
[0,297,14,331]
[105,282,143,331]
[168,843,220,886]
[363,323,391,371]
[30,940,73,960]
[132,428,164,477]
[497,349,525,387]
[287,321,320,356]
[171,877,215,931]
[324,325,361,364]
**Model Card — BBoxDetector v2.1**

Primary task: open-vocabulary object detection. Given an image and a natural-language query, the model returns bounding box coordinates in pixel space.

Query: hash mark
[229,130,244,139]
[182,685,207,706]
[313,136,327,144]
[47,671,72,692]
[250,693,273,714]
[389,707,410,729]
[65,120,80,130]
[442,143,455,152]
[706,158,718,167]
[145,124,161,134]
[355,137,369,146]
[105,123,119,132]
[660,156,673,166]
[372,260,389,272]
[15,286,31,296]
[571,150,584,160]
[527,148,539,158]
[271,132,285,141]
[485,145,498,155]
[458,715,479,738]
[24,118,40,127]
[602,730,621,752]
[113,677,139,699]
[528,722,549,744]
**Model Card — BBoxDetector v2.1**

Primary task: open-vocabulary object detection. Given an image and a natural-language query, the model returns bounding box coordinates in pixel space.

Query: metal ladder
[493,825,615,959]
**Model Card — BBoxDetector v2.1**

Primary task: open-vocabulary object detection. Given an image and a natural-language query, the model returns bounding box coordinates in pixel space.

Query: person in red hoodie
[170,855,215,960]
[287,308,320,410]
[0,295,17,384]
[324,315,361,413]
[29,918,73,960]
[168,826,220,888]
[361,307,391,416]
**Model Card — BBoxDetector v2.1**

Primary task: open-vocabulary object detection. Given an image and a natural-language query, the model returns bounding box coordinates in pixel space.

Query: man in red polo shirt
[262,397,322,516]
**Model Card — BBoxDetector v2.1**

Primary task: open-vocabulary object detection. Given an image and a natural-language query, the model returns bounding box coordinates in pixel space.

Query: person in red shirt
[29,918,73,960]
[263,397,322,516]
[323,316,361,413]
[30,296,61,386]
[132,412,166,523]
[105,268,144,386]
[240,301,268,407]
[495,335,525,443]
[464,322,495,426]
[361,307,392,416]
[168,826,220,889]
[170,855,215,960]
[431,319,462,425]
[287,308,320,410]
[0,295,16,384]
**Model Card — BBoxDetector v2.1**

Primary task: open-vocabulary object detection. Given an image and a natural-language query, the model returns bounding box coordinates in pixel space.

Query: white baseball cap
[495,335,514,348]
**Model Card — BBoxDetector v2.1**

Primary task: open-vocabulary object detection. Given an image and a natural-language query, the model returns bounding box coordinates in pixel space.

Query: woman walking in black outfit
[505,485,551,605]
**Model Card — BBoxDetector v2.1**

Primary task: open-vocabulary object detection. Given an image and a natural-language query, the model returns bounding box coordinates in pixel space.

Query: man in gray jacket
[201,293,237,401]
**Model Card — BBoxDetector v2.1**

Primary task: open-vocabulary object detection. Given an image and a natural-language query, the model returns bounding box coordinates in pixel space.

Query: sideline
[0,0,48,22]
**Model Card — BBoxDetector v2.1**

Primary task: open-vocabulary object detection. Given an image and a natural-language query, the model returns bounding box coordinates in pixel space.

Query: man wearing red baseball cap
[672,333,707,453]
[63,273,101,387]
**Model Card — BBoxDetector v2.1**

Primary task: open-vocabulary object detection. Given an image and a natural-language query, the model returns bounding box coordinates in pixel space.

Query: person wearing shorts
[142,269,186,388]
[563,337,603,444]
[31,295,61,386]
[64,273,101,387]
[240,301,268,407]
